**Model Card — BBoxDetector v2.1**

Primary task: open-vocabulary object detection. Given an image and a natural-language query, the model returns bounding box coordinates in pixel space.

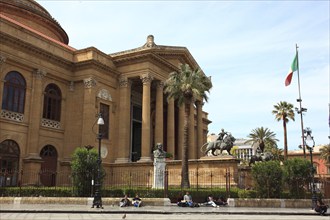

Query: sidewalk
[0,203,324,216]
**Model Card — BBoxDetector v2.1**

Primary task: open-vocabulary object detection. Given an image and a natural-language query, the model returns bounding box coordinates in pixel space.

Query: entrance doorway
[131,105,142,162]
[0,140,20,186]
[40,145,57,186]
[131,121,142,162]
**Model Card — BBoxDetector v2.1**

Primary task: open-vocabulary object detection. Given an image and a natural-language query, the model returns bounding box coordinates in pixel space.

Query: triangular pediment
[110,35,201,72]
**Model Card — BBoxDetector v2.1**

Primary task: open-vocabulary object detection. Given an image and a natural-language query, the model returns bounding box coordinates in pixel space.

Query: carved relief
[97,89,112,101]
[83,77,96,88]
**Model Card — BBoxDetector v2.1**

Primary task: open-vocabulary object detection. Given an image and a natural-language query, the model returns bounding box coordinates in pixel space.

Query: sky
[36,0,329,150]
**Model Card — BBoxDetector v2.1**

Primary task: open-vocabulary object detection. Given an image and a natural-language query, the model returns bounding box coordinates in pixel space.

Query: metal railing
[1,169,329,198]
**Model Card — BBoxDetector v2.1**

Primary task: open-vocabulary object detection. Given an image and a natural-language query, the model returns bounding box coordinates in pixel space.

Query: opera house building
[0,0,213,186]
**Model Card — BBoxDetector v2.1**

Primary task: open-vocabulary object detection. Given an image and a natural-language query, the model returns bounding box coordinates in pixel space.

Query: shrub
[71,147,105,197]
[283,158,312,198]
[251,161,283,198]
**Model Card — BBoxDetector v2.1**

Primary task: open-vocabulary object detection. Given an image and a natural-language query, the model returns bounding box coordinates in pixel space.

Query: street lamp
[304,127,317,210]
[92,113,104,209]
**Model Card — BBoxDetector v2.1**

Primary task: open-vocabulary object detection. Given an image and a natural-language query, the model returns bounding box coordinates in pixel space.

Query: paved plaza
[1,203,328,220]
[0,213,328,220]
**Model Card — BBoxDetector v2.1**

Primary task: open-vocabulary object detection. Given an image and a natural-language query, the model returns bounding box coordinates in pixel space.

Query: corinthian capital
[156,81,165,89]
[83,77,97,88]
[33,69,47,80]
[140,73,153,85]
[0,55,6,64]
[119,75,131,88]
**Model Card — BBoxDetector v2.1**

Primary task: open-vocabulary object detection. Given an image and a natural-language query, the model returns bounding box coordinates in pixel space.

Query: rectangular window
[100,103,109,139]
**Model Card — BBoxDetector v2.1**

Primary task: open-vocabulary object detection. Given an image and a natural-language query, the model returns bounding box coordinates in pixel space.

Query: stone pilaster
[26,69,47,159]
[81,77,97,145]
[155,81,164,145]
[166,98,175,159]
[115,76,131,163]
[139,73,153,162]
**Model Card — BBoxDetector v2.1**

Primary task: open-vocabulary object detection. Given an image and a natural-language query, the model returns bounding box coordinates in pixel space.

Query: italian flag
[285,53,298,86]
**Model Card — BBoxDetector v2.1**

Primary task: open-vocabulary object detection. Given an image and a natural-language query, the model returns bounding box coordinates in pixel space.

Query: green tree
[320,144,330,165]
[272,101,295,160]
[164,63,212,188]
[71,147,105,197]
[283,158,312,198]
[245,127,278,153]
[251,161,283,198]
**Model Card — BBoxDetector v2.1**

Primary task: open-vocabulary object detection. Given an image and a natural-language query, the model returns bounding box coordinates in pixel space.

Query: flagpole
[295,44,307,158]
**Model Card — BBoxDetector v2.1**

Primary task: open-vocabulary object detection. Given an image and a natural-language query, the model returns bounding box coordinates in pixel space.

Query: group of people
[205,194,228,207]
[177,191,199,207]
[119,194,142,207]
[119,191,328,216]
[177,191,228,208]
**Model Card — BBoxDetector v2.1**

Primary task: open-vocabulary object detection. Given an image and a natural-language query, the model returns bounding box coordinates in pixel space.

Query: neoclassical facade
[0,0,211,186]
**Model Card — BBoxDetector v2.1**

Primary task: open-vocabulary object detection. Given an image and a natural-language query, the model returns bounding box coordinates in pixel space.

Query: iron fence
[1,169,329,198]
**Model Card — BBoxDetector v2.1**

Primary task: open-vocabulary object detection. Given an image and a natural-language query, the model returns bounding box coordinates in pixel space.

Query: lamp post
[295,105,307,158]
[84,145,94,197]
[92,113,104,209]
[304,127,317,210]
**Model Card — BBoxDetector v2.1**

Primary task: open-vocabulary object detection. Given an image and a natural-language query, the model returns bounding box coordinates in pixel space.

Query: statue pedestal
[152,157,166,189]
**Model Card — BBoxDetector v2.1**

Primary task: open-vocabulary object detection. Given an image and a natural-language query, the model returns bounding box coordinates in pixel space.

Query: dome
[0,0,69,44]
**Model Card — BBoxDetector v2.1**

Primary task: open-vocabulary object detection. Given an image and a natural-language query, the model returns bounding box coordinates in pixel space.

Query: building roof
[0,0,69,44]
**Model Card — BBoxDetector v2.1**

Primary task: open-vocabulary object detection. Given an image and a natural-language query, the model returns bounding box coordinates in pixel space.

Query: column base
[114,158,130,163]
[138,157,152,162]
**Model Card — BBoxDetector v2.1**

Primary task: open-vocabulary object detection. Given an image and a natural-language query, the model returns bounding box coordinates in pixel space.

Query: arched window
[0,140,20,186]
[2,71,26,113]
[43,84,61,121]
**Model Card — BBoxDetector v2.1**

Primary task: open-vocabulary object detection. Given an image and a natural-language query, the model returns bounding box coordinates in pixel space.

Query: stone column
[81,77,97,145]
[196,101,204,159]
[177,105,185,160]
[155,81,164,145]
[26,69,47,158]
[188,102,196,159]
[139,73,153,162]
[166,98,175,159]
[115,76,131,163]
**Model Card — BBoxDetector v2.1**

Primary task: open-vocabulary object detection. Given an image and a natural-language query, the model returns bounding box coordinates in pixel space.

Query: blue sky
[37,0,329,150]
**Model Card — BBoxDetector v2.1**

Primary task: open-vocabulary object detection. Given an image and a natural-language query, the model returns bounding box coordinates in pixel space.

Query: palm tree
[320,144,330,166]
[272,101,295,160]
[164,63,212,188]
[245,127,279,153]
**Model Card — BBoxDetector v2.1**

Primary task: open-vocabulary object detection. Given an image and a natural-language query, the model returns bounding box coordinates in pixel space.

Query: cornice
[0,32,73,69]
[74,59,120,79]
